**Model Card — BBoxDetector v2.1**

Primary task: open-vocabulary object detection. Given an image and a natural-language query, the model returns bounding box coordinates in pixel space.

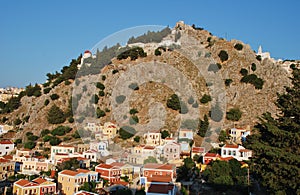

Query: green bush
[68,117,74,123]
[225,79,233,86]
[218,50,229,62]
[116,95,126,104]
[43,87,51,94]
[200,94,212,104]
[210,102,223,122]
[49,137,62,146]
[24,141,36,149]
[50,94,59,100]
[64,80,71,85]
[112,69,119,74]
[256,55,262,61]
[154,48,162,56]
[119,126,136,140]
[226,108,242,121]
[188,96,194,105]
[234,43,243,51]
[241,74,264,89]
[44,99,50,106]
[192,101,199,108]
[96,107,106,118]
[160,130,170,139]
[117,47,147,61]
[40,129,50,137]
[28,135,39,141]
[51,126,72,136]
[129,108,138,115]
[47,105,66,124]
[129,115,139,125]
[167,94,181,111]
[99,90,105,97]
[101,75,106,81]
[251,63,257,71]
[240,68,248,76]
[134,136,140,143]
[96,82,105,90]
[14,118,22,126]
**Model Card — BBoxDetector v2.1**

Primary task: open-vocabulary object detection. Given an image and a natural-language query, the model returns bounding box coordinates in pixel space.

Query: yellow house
[58,169,98,195]
[109,162,134,181]
[0,158,14,180]
[101,122,118,139]
[13,178,56,195]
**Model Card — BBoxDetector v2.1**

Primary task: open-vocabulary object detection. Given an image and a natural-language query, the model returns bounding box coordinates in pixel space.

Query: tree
[218,130,228,142]
[134,136,140,143]
[96,107,106,118]
[251,63,257,71]
[144,156,158,164]
[226,108,242,121]
[225,79,233,87]
[234,43,243,51]
[119,126,136,140]
[24,141,36,149]
[129,108,139,115]
[160,130,170,139]
[244,68,300,194]
[50,94,59,100]
[79,181,97,193]
[49,136,61,146]
[240,68,248,76]
[47,105,66,124]
[200,94,212,104]
[96,82,105,90]
[166,94,181,111]
[198,114,209,137]
[218,50,229,62]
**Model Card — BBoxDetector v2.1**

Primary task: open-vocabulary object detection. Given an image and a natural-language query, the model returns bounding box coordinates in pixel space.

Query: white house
[90,141,109,156]
[221,144,252,161]
[50,144,75,161]
[144,131,162,146]
[82,150,99,162]
[178,129,193,140]
[0,140,14,156]
[229,128,251,144]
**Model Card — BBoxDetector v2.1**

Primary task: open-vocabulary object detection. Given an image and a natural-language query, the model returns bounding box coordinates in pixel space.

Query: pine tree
[244,68,300,194]
[198,114,209,137]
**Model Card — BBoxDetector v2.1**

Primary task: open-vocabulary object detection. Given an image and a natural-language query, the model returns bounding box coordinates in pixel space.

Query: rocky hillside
[0,21,296,143]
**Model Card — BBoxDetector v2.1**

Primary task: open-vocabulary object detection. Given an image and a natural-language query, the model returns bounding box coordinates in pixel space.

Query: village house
[50,144,75,161]
[95,163,121,183]
[203,153,221,165]
[229,127,251,144]
[20,159,54,175]
[101,122,118,139]
[58,169,98,195]
[0,125,13,135]
[76,144,90,153]
[82,149,99,162]
[191,147,205,160]
[85,122,101,132]
[140,163,177,194]
[144,131,162,146]
[178,129,193,140]
[221,144,252,161]
[13,148,34,162]
[0,158,15,181]
[163,142,181,161]
[90,141,109,156]
[0,140,14,156]
[127,145,156,165]
[13,178,56,195]
[109,162,134,181]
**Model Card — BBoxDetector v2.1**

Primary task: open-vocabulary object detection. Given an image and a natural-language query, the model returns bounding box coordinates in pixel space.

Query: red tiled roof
[15,179,38,187]
[223,144,239,149]
[147,184,174,194]
[144,146,155,150]
[147,175,172,183]
[59,170,78,176]
[77,169,90,173]
[84,50,91,54]
[0,140,13,144]
[239,149,251,152]
[204,153,220,157]
[32,178,47,184]
[144,163,174,170]
[57,144,74,148]
[96,164,113,169]
[192,147,205,153]
[110,162,125,167]
[111,180,129,186]
[2,155,13,160]
[220,156,234,161]
[0,158,10,163]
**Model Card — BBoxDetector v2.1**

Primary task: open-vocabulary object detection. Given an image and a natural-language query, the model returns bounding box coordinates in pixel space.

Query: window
[223,150,226,155]
[145,171,148,176]
[5,146,9,149]
[228,150,231,155]
[233,151,236,156]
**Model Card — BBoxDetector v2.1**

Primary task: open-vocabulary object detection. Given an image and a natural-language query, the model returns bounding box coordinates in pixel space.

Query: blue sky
[0,0,299,87]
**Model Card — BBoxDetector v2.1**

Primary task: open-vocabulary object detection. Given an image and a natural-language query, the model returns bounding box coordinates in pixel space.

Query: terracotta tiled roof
[110,162,125,167]
[15,179,38,187]
[57,144,74,148]
[144,163,174,170]
[32,178,47,184]
[144,146,155,150]
[0,140,13,144]
[77,169,90,173]
[111,180,129,186]
[2,155,13,160]
[59,170,78,176]
[223,144,239,149]
[239,149,251,152]
[204,153,220,157]
[0,158,10,163]
[147,175,173,183]
[147,184,174,194]
[220,156,234,161]
[96,163,113,169]
[192,147,205,153]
